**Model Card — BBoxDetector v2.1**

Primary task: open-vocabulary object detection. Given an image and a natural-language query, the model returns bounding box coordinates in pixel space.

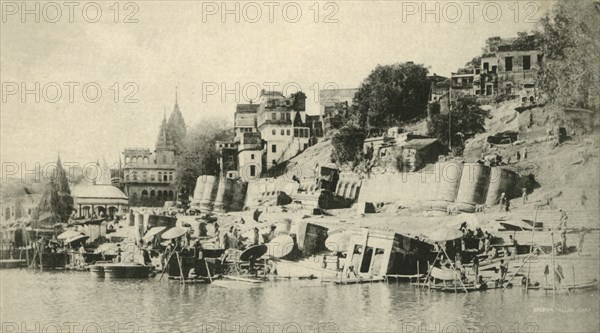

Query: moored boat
[0,259,27,269]
[102,262,153,279]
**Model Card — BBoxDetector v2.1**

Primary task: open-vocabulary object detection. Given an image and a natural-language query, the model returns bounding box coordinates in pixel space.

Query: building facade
[256,90,311,170]
[121,98,186,207]
[434,35,542,104]
[319,88,357,134]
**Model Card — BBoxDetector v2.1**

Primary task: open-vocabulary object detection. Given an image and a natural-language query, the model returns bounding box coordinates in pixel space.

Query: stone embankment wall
[358,162,520,211]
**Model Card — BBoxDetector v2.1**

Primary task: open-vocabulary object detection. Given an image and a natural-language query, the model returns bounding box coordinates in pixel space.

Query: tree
[536,0,600,109]
[464,56,481,69]
[331,126,367,165]
[428,96,488,153]
[352,62,430,129]
[174,117,232,196]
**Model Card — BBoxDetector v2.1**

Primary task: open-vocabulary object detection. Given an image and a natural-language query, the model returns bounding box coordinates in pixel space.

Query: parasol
[161,226,189,240]
[325,232,350,253]
[67,234,89,244]
[266,235,295,258]
[240,244,268,261]
[428,227,464,242]
[142,226,167,242]
[57,229,82,240]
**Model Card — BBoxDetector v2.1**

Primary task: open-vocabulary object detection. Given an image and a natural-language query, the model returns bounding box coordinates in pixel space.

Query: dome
[72,184,128,200]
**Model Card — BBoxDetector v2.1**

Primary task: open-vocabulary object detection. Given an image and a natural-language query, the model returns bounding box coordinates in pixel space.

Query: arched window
[144,157,149,164]
[131,192,137,201]
[158,172,162,182]
[125,157,130,164]
[137,156,143,165]
[168,190,174,199]
[132,172,138,181]
[142,171,148,181]
[150,190,155,198]
[157,191,163,199]
[141,190,148,198]
[163,174,168,181]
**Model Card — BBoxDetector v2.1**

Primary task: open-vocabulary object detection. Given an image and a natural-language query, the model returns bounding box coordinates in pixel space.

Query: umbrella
[240,244,268,261]
[142,226,167,242]
[428,228,464,242]
[67,234,89,244]
[325,232,350,253]
[57,229,82,240]
[161,226,189,240]
[266,235,295,258]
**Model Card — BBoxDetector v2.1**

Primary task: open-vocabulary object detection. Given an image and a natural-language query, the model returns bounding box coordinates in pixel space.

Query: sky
[0,0,553,170]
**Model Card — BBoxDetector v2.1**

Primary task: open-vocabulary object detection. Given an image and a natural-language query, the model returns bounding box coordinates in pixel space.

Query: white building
[256,90,310,169]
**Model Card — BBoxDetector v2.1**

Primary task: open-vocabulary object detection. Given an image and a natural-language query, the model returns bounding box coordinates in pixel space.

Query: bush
[428,96,488,154]
[331,126,367,165]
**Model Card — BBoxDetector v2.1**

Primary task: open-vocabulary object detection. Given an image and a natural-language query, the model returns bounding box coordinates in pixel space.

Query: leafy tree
[464,56,481,69]
[428,96,488,153]
[331,126,367,165]
[536,0,600,109]
[174,118,232,196]
[352,62,430,129]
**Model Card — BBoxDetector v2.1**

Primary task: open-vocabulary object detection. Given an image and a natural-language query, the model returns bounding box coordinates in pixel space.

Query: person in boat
[253,227,260,245]
[472,256,480,281]
[142,248,152,266]
[508,235,518,257]
[499,259,508,284]
[116,244,123,263]
[214,223,220,246]
[559,209,568,230]
[477,275,488,290]
[560,229,568,254]
[193,239,203,260]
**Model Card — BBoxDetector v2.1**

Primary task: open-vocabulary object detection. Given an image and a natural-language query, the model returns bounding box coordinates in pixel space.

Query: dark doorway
[360,246,374,273]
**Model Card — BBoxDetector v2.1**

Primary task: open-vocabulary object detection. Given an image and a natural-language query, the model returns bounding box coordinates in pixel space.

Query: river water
[0,269,598,333]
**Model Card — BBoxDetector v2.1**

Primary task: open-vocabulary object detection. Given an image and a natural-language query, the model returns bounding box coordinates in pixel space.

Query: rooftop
[236,104,260,113]
[71,184,128,200]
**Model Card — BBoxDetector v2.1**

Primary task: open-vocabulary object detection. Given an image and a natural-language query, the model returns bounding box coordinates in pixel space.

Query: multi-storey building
[121,97,186,206]
[256,90,310,169]
[434,35,542,103]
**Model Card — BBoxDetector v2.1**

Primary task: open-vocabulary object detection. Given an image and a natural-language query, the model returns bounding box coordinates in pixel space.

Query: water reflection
[1,270,598,332]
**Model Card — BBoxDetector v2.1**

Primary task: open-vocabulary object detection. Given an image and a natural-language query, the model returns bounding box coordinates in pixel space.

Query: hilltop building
[434,35,542,105]
[221,90,317,179]
[120,94,186,207]
[319,88,358,134]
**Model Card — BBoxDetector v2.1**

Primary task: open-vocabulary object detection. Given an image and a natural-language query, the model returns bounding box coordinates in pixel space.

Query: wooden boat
[102,262,153,278]
[89,261,114,277]
[211,279,261,289]
[0,259,27,269]
[543,279,598,291]
[168,276,211,284]
[34,252,68,269]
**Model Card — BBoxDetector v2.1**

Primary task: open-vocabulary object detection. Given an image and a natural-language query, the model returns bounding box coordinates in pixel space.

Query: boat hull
[89,264,105,277]
[0,259,27,269]
[102,263,153,279]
